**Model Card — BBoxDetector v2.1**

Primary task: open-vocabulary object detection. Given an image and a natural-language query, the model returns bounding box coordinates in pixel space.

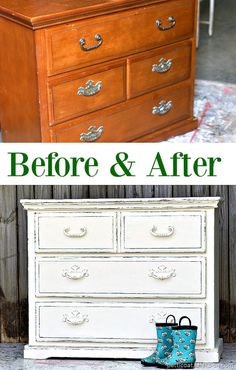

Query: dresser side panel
[0,18,41,142]
[27,211,37,345]
[35,29,54,142]
[205,208,219,349]
[214,207,220,345]
[189,0,198,118]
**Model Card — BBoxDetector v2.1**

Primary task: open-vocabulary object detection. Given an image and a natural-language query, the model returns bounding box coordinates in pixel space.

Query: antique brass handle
[63,311,89,325]
[80,34,103,51]
[80,125,104,142]
[156,16,176,31]
[152,100,172,116]
[62,265,89,280]
[149,265,176,280]
[64,227,87,238]
[152,58,172,73]
[150,225,174,237]
[77,80,103,97]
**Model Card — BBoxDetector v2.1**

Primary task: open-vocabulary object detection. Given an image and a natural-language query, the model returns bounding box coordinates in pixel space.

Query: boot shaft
[156,324,177,357]
[172,326,197,363]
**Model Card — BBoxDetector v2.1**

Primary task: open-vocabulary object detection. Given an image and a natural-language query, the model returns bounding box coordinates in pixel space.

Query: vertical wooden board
[16,186,35,342]
[34,186,52,199]
[142,186,154,198]
[211,186,230,342]
[154,186,173,198]
[173,186,191,197]
[125,186,136,198]
[52,186,71,199]
[107,186,125,198]
[124,186,149,198]
[125,186,154,198]
[0,186,19,342]
[131,186,143,198]
[89,186,107,199]
[71,186,89,199]
[229,186,236,342]
[191,186,210,197]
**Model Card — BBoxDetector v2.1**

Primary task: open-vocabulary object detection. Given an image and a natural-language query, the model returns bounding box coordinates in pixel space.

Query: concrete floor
[196,0,236,83]
[0,344,236,370]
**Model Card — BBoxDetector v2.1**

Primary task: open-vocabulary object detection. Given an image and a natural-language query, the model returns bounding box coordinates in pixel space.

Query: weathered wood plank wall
[0,185,235,343]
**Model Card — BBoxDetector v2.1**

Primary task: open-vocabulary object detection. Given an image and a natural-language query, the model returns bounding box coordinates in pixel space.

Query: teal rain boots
[156,316,197,369]
[141,315,177,367]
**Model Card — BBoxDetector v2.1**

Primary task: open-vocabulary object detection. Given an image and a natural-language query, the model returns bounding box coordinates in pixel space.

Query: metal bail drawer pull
[80,125,104,142]
[64,227,87,238]
[149,265,176,280]
[77,80,103,97]
[156,16,176,31]
[63,311,89,326]
[152,100,172,116]
[150,225,174,237]
[62,265,89,280]
[80,34,103,51]
[152,58,172,73]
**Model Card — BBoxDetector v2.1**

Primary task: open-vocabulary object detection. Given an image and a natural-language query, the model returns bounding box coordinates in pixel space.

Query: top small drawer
[121,211,206,253]
[46,0,195,75]
[35,212,116,252]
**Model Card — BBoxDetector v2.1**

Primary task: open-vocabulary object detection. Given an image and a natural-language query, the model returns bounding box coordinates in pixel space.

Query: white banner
[0,143,234,185]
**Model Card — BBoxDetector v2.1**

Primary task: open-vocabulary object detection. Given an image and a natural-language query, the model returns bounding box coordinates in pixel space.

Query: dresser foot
[24,341,223,362]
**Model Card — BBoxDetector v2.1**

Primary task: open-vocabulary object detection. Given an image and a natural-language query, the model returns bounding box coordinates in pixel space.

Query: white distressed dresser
[21,198,222,362]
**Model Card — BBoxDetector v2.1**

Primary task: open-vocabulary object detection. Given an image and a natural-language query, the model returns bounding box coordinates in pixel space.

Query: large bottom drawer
[36,302,206,344]
[50,81,193,142]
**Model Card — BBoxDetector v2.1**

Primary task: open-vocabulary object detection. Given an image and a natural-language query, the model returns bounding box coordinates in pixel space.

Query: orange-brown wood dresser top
[0,0,198,142]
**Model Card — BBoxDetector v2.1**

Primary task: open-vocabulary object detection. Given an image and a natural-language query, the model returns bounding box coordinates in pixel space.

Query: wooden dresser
[21,198,223,362]
[0,0,198,142]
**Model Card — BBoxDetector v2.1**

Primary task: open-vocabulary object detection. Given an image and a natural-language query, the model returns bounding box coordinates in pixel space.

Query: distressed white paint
[36,212,117,252]
[36,257,206,298]
[21,198,222,362]
[21,198,220,210]
[36,302,205,343]
[121,211,206,252]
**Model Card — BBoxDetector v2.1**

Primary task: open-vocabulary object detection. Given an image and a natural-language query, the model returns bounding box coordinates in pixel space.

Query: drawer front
[36,257,206,298]
[35,212,116,252]
[121,211,206,252]
[127,41,192,98]
[49,62,126,125]
[46,0,195,75]
[51,81,192,142]
[36,302,205,344]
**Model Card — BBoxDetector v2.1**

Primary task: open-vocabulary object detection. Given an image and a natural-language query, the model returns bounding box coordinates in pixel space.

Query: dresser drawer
[121,211,206,252]
[36,257,205,298]
[35,212,116,252]
[127,41,192,98]
[36,302,205,344]
[49,62,126,125]
[51,81,192,142]
[46,0,195,75]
